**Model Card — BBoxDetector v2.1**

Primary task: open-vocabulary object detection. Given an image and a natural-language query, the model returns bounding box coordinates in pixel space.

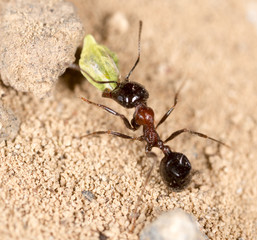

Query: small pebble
[82,190,95,202]
[247,2,257,28]
[99,231,108,240]
[15,144,21,149]
[63,135,72,147]
[236,187,243,195]
[106,12,129,35]
[140,208,208,240]
[0,104,20,143]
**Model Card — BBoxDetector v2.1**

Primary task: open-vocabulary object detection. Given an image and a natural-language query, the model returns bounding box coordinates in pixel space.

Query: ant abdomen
[160,152,192,191]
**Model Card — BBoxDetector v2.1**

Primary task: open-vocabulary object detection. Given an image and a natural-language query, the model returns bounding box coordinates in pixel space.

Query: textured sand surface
[0,0,257,239]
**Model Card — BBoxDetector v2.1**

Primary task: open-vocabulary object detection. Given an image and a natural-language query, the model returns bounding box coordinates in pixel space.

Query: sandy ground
[1,0,257,239]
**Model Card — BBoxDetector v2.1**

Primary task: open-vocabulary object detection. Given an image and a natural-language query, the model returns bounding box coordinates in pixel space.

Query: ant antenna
[80,68,118,85]
[125,20,143,81]
[69,63,119,86]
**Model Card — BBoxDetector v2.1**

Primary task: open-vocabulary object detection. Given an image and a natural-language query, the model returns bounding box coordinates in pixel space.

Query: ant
[79,20,228,191]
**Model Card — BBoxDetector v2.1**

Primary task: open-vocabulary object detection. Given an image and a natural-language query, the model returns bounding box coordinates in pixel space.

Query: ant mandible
[80,21,228,191]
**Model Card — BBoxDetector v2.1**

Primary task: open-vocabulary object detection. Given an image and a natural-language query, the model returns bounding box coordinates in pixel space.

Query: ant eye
[160,152,192,191]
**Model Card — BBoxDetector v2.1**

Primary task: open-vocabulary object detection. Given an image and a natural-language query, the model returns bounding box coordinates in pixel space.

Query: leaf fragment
[79,35,119,91]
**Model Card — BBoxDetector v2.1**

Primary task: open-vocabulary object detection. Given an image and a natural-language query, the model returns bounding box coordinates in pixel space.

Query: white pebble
[140,209,208,240]
[15,144,21,149]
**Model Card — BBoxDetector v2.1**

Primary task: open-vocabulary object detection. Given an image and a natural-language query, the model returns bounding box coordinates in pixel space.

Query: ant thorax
[133,104,154,126]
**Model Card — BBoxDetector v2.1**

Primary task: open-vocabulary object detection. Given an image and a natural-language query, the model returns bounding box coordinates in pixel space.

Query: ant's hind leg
[130,151,157,232]
[164,128,229,147]
[81,97,137,131]
[80,130,144,142]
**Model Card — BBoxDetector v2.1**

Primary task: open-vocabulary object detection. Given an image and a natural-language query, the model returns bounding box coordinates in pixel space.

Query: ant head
[102,21,148,108]
[160,151,192,191]
[106,81,149,108]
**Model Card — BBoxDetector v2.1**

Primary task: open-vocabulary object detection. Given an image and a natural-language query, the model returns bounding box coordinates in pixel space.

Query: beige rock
[0,0,84,97]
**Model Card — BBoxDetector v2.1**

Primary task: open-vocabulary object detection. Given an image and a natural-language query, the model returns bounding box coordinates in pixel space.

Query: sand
[0,0,257,239]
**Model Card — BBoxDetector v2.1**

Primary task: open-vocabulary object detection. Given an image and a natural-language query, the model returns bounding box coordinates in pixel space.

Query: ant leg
[81,97,136,130]
[156,81,185,129]
[130,151,157,232]
[80,130,144,142]
[155,91,179,129]
[164,128,230,147]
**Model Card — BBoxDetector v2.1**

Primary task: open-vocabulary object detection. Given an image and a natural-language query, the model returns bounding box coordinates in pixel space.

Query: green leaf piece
[79,35,119,91]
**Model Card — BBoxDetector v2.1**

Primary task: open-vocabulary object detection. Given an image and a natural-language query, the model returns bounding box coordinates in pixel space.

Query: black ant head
[107,81,149,108]
[101,21,149,108]
[102,21,149,108]
[160,151,192,191]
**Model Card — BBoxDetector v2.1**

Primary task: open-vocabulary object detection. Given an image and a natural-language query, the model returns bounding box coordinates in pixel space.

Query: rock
[0,0,84,98]
[81,190,96,202]
[140,209,208,240]
[0,104,20,143]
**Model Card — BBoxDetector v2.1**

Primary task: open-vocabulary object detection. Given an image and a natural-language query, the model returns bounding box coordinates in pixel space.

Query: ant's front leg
[81,97,139,131]
[156,81,185,129]
[155,91,179,129]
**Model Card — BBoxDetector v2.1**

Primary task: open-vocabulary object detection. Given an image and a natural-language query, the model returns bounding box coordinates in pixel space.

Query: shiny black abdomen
[160,152,192,191]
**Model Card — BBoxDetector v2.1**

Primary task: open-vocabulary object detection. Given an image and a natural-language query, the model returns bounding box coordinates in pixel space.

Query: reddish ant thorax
[134,104,154,126]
